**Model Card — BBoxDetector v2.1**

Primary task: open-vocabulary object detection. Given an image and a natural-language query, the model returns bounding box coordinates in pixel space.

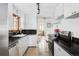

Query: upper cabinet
[55,3,64,20]
[55,3,79,20]
[64,3,79,18]
[24,14,37,29]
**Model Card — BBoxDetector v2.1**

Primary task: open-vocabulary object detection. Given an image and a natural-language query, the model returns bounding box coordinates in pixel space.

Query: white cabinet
[9,35,37,56]
[17,39,24,56]
[9,46,18,56]
[17,35,37,56]
[17,36,28,56]
[64,3,79,17]
[55,3,79,18]
[27,35,37,46]
[54,42,71,56]
[16,40,23,56]
[55,3,64,19]
[25,14,37,29]
[22,36,28,54]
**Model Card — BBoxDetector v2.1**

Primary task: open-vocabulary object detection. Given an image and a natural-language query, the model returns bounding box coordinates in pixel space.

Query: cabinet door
[17,42,23,56]
[25,15,37,29]
[9,46,18,56]
[22,36,28,54]
[17,38,25,56]
[28,35,37,46]
[28,35,33,46]
[54,42,71,56]
[9,47,14,56]
[54,45,61,56]
[64,3,79,17]
[17,36,28,56]
[17,39,23,56]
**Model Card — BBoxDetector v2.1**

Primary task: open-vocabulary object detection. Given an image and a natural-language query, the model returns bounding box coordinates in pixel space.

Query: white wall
[58,18,79,38]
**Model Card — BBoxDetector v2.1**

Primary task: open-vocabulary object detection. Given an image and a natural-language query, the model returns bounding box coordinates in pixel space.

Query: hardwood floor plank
[24,47,38,56]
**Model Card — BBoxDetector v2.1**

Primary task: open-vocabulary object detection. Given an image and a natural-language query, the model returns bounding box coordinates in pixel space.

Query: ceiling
[14,3,59,18]
[40,3,59,18]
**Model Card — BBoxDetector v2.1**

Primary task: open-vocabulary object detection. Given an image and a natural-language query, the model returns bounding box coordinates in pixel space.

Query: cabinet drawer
[54,45,62,56]
[9,46,18,56]
[54,42,71,56]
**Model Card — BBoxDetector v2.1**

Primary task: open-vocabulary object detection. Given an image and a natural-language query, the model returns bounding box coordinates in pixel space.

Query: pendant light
[37,3,40,14]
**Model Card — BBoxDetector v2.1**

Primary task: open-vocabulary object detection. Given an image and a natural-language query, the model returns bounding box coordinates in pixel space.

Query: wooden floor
[24,36,52,56]
[24,47,39,56]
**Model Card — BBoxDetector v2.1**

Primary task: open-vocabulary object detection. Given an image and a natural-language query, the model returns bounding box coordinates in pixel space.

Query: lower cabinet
[9,35,37,56]
[54,42,71,56]
[17,42,24,56]
[27,35,37,46]
[9,46,19,56]
[9,36,28,56]
[17,36,28,56]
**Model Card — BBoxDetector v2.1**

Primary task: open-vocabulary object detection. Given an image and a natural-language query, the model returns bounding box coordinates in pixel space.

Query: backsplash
[58,17,79,38]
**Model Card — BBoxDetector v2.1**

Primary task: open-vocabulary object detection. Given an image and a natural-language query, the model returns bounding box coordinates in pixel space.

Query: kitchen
[8,3,79,56]
[0,3,79,56]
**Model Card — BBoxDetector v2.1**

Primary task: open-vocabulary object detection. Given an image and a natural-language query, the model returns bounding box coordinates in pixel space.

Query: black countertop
[9,36,21,49]
[55,39,79,56]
